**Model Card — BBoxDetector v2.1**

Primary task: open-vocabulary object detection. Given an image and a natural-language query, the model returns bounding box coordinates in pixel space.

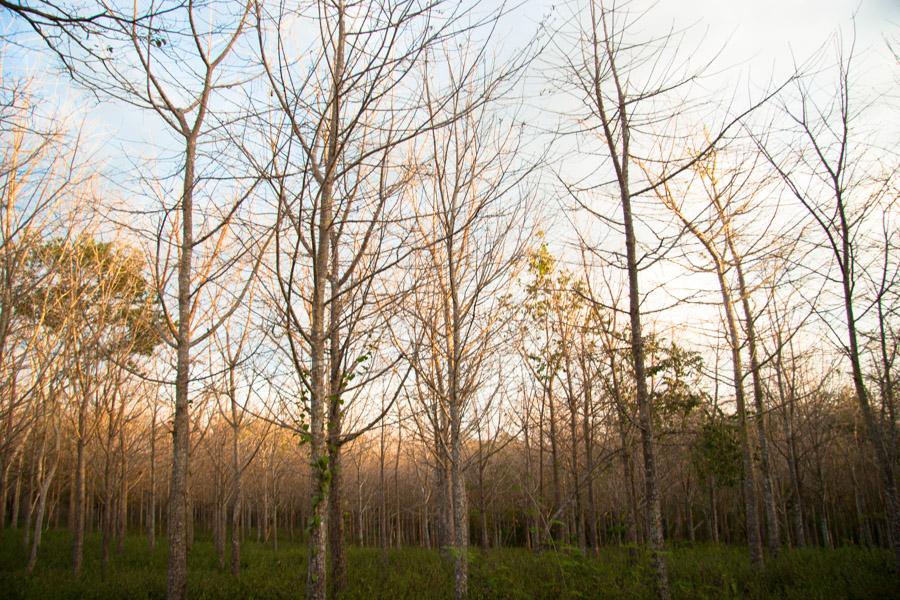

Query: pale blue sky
[2,0,895,158]
[0,0,895,401]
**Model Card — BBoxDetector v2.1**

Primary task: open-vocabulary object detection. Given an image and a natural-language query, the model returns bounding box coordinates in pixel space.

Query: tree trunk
[11,449,22,529]
[167,133,197,600]
[450,398,467,600]
[101,426,113,573]
[841,272,900,568]
[547,377,562,544]
[775,334,806,547]
[148,405,157,550]
[117,424,127,553]
[327,244,346,598]
[564,356,585,551]
[230,392,242,576]
[616,137,670,598]
[581,368,598,552]
[729,243,780,556]
[667,199,763,566]
[26,427,59,574]
[328,437,345,596]
[714,265,763,566]
[71,396,88,574]
[0,450,10,529]
[612,364,640,546]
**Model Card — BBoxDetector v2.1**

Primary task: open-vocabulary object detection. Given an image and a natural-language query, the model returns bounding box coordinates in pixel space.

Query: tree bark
[148,403,157,550]
[581,358,598,552]
[71,394,88,575]
[584,4,670,592]
[775,329,806,547]
[724,213,780,556]
[327,230,346,598]
[26,426,59,574]
[230,383,242,576]
[167,133,197,600]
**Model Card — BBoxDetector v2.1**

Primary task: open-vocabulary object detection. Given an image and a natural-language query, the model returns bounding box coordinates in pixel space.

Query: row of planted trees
[0,234,892,582]
[0,1,897,600]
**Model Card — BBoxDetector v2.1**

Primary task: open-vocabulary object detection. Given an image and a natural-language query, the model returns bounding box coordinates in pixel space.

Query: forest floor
[0,529,897,599]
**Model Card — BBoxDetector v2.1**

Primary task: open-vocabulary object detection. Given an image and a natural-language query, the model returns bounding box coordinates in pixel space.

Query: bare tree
[253,2,531,596]
[0,75,85,531]
[556,2,785,592]
[649,153,766,565]
[50,2,265,595]
[757,34,900,569]
[398,58,536,596]
[209,292,270,576]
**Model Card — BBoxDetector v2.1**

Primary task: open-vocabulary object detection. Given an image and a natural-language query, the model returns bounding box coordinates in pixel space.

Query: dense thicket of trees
[0,1,897,599]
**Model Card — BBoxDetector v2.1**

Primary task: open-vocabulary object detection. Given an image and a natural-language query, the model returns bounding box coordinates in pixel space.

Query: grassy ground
[1,529,897,599]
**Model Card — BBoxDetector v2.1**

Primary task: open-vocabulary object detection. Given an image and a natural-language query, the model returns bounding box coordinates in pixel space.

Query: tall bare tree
[253,2,531,596]
[757,35,900,569]
[557,2,785,592]
[399,58,536,596]
[48,2,266,595]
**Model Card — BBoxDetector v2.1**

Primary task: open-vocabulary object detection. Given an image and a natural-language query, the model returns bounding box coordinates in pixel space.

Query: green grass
[1,529,897,599]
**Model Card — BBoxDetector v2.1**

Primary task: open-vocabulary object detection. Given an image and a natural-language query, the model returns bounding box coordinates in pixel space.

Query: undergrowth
[0,530,896,599]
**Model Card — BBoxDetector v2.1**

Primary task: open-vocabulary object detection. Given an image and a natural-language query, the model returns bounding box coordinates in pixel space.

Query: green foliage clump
[691,416,743,488]
[15,235,162,357]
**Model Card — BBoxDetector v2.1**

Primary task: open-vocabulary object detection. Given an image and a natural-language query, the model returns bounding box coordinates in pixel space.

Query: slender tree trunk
[478,452,488,549]
[303,6,347,595]
[148,405,157,550]
[167,133,198,600]
[582,371,598,552]
[380,416,389,551]
[230,390,242,576]
[328,432,345,596]
[714,266,764,566]
[448,239,468,600]
[71,396,88,574]
[523,415,535,551]
[101,413,114,574]
[547,377,562,544]
[24,425,46,554]
[852,467,872,546]
[116,423,127,553]
[449,397,467,600]
[305,123,334,600]
[356,461,363,547]
[775,334,806,547]
[215,473,225,570]
[394,427,401,548]
[588,7,670,584]
[272,472,278,551]
[26,428,59,574]
[564,357,584,551]
[729,241,780,555]
[686,484,695,543]
[665,198,763,566]
[537,386,545,551]
[614,372,640,546]
[624,198,670,598]
[0,450,10,530]
[262,472,269,544]
[10,450,21,529]
[816,456,833,550]
[327,239,346,598]
[435,413,453,553]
